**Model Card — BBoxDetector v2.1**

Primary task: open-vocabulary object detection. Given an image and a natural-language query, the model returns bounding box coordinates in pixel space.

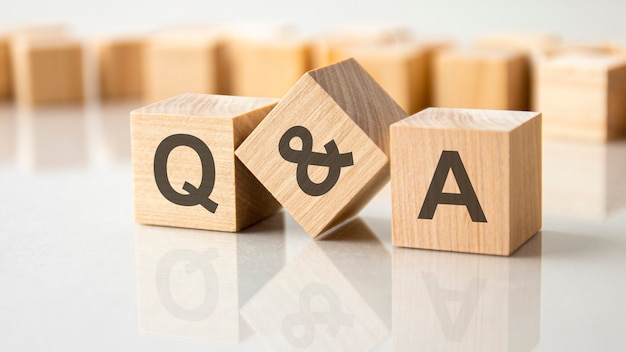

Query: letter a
[418,151,487,222]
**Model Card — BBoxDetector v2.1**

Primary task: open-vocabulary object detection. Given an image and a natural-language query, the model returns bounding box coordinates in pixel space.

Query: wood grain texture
[0,35,11,100]
[132,93,280,232]
[12,37,84,105]
[434,49,529,111]
[228,36,311,98]
[537,54,626,141]
[97,37,144,100]
[236,58,407,237]
[391,108,542,256]
[142,32,227,103]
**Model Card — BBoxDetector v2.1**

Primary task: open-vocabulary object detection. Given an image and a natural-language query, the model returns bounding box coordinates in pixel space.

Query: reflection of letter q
[156,248,220,321]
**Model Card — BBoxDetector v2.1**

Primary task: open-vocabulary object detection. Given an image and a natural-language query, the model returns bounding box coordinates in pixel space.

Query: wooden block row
[131,58,542,256]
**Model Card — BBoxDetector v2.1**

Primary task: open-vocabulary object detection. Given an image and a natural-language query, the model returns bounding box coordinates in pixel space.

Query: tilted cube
[236,58,407,237]
[391,108,542,256]
[131,93,281,232]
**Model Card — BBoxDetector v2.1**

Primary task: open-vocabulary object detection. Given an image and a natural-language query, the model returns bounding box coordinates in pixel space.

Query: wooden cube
[0,35,11,100]
[97,37,144,100]
[434,49,529,110]
[131,93,281,232]
[241,218,389,350]
[331,43,428,114]
[537,54,626,141]
[228,36,311,98]
[393,233,541,351]
[143,31,227,103]
[12,37,84,105]
[136,212,285,342]
[391,108,542,256]
[236,58,407,237]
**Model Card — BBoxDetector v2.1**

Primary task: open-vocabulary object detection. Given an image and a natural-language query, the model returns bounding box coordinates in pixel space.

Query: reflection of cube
[143,32,227,103]
[228,36,311,98]
[332,43,428,114]
[543,140,626,219]
[391,108,542,255]
[241,219,389,351]
[537,54,626,141]
[135,225,239,342]
[0,35,11,99]
[236,58,407,237]
[393,234,541,351]
[12,38,84,105]
[97,37,144,100]
[131,93,280,232]
[434,50,529,110]
[136,213,286,343]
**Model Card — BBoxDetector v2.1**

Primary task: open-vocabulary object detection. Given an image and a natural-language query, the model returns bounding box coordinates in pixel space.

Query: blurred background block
[142,28,227,103]
[228,35,310,99]
[11,36,84,105]
[96,36,144,100]
[0,34,11,100]
[434,49,529,111]
[537,53,626,141]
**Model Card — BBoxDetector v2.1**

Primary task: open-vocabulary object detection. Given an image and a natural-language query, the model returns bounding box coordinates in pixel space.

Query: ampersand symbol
[154,134,218,213]
[278,126,354,197]
[281,282,355,348]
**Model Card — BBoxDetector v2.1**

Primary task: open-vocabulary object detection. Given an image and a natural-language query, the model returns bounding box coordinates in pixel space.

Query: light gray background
[4,0,626,42]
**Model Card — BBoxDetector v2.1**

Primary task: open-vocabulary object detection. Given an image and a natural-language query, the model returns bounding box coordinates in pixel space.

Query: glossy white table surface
[1,102,625,351]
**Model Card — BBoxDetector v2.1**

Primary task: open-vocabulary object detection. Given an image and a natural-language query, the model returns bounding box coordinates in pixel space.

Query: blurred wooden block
[332,43,428,114]
[236,58,407,237]
[393,234,542,351]
[537,54,626,141]
[131,93,281,232]
[434,50,529,110]
[97,37,144,100]
[475,32,561,110]
[391,108,542,256]
[12,37,84,105]
[311,26,413,68]
[0,35,11,100]
[475,32,561,52]
[228,37,311,98]
[143,31,227,103]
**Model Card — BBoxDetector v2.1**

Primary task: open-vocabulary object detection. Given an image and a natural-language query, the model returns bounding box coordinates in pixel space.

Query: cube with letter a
[236,58,407,238]
[131,93,281,232]
[391,108,542,255]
